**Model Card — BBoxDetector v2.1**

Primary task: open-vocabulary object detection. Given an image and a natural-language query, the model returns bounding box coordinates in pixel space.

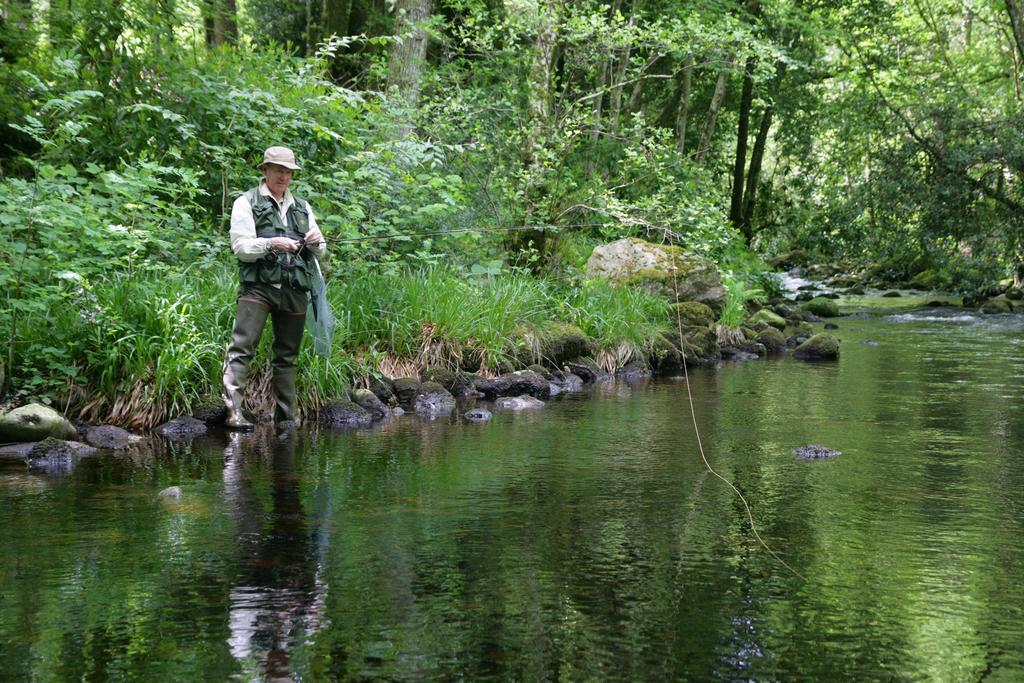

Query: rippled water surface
[3,307,1024,680]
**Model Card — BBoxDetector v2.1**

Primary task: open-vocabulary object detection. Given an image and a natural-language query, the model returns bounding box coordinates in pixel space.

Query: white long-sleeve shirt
[229,181,327,262]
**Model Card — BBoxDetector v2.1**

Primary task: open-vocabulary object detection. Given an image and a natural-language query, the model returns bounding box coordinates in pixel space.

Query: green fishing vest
[238,187,313,291]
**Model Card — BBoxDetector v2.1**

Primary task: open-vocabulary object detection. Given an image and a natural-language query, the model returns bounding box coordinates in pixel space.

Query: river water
[3,302,1024,680]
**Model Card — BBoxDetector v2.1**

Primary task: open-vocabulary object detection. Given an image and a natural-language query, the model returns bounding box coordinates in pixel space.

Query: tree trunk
[729,54,756,227]
[519,0,562,262]
[590,0,620,147]
[607,1,637,133]
[695,52,734,165]
[387,0,433,136]
[674,53,694,152]
[322,0,353,39]
[1005,0,1024,64]
[203,0,237,46]
[740,102,774,237]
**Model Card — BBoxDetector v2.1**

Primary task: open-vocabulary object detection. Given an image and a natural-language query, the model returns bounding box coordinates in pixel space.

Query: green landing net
[306,257,334,358]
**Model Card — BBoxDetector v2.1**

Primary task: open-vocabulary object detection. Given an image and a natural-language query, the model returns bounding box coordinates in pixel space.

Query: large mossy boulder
[754,326,787,352]
[980,297,1015,314]
[793,333,840,361]
[501,370,551,400]
[586,238,726,313]
[801,297,839,318]
[531,323,595,367]
[671,301,715,328]
[746,309,786,330]
[0,403,77,442]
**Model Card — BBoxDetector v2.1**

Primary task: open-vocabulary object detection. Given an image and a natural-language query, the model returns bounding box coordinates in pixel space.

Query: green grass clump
[562,279,670,371]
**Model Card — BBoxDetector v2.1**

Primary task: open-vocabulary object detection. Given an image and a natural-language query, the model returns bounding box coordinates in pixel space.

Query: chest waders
[223,188,313,429]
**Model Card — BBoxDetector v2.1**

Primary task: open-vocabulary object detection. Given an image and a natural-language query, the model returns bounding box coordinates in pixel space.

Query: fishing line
[318,219,804,579]
[666,240,806,582]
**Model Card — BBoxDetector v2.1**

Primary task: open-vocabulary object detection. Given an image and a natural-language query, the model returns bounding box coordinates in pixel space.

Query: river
[2,301,1023,680]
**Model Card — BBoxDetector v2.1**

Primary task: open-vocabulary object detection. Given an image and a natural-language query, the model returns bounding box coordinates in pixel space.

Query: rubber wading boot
[222,299,271,430]
[271,311,306,424]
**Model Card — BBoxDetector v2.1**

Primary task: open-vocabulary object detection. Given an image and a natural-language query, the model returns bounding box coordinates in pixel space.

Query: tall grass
[562,279,671,372]
[14,262,677,428]
[332,266,554,373]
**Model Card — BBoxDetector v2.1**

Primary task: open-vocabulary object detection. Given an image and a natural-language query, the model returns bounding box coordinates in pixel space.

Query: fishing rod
[325,223,604,245]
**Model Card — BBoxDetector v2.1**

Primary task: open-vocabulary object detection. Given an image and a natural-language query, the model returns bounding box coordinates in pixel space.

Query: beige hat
[258,146,301,171]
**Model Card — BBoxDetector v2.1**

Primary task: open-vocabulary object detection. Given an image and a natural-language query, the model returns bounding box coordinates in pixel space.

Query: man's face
[263,163,293,198]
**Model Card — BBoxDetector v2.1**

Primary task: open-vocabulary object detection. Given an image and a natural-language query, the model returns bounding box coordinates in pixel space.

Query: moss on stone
[801,297,839,318]
[746,308,786,330]
[794,333,840,360]
[671,301,715,327]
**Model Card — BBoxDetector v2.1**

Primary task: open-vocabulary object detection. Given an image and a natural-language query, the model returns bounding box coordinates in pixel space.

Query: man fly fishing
[221,146,327,430]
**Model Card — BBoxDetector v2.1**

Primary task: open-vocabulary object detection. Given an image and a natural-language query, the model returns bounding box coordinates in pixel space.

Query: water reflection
[222,430,327,681]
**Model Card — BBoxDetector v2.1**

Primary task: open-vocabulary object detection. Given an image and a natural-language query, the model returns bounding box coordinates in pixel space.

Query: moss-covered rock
[671,301,715,327]
[754,326,787,352]
[801,297,839,318]
[391,377,421,406]
[784,321,814,339]
[318,401,373,428]
[516,322,595,367]
[0,403,77,442]
[585,237,726,313]
[980,297,1014,314]
[564,358,610,384]
[881,290,902,298]
[352,388,391,420]
[413,382,457,416]
[746,308,786,330]
[794,333,840,360]
[420,367,473,397]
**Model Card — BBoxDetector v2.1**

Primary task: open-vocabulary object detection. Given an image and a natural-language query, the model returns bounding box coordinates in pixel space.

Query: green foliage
[563,279,670,362]
[718,272,767,327]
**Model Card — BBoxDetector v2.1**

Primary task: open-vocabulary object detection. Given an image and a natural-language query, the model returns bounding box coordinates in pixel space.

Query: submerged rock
[0,442,35,461]
[615,362,652,381]
[550,371,585,394]
[496,395,545,411]
[794,334,840,361]
[0,403,77,442]
[85,425,133,449]
[793,445,842,460]
[25,438,97,475]
[464,408,492,422]
[413,382,457,416]
[158,486,183,500]
[154,417,208,439]
[564,358,610,384]
[318,401,373,428]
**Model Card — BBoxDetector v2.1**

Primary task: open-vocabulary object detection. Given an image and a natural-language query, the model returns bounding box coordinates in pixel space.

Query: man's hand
[304,226,324,247]
[269,236,301,253]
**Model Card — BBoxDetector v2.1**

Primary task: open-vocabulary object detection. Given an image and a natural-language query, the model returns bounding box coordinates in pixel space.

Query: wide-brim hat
[258,146,301,171]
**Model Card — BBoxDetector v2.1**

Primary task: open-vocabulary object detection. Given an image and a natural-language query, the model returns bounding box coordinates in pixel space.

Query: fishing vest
[238,187,313,291]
